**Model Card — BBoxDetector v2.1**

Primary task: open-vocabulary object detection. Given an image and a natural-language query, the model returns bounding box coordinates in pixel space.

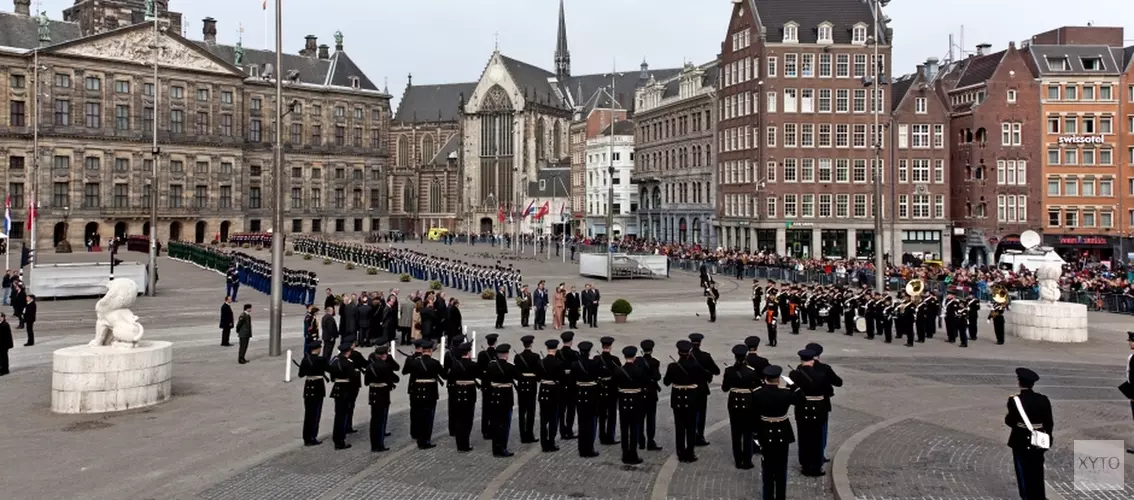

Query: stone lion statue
[1035,263,1062,303]
[90,279,145,347]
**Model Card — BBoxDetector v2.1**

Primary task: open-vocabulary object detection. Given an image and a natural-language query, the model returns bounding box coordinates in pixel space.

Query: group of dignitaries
[296,329,844,500]
[294,236,524,299]
[745,280,1009,348]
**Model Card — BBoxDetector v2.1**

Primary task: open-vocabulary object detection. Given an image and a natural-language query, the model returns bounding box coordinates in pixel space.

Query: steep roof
[0,11,81,50]
[749,0,883,45]
[500,54,563,106]
[394,82,476,123]
[955,50,1005,88]
[599,120,635,136]
[566,67,682,115]
[889,74,915,110]
[1026,44,1121,76]
[428,133,460,165]
[195,41,380,91]
[1125,45,1134,70]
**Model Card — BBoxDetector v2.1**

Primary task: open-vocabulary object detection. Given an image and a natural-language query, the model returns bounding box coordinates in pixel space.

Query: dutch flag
[3,195,10,236]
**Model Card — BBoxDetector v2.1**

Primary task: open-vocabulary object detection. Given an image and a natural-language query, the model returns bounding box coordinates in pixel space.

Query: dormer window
[250,65,260,78]
[1046,57,1069,71]
[817,22,833,44]
[350,77,360,89]
[1080,57,1103,71]
[783,22,799,43]
[852,23,868,44]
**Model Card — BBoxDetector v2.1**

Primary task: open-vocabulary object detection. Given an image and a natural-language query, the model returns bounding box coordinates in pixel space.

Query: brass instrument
[905,279,925,302]
[992,286,1009,304]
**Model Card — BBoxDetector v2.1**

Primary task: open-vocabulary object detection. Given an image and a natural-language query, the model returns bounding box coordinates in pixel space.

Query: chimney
[917,64,926,80]
[14,0,30,16]
[976,43,991,56]
[925,57,939,80]
[202,17,217,44]
[317,44,329,60]
[301,35,317,57]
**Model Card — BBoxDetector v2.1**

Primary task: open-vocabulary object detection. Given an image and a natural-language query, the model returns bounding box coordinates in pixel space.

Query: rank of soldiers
[298,331,844,498]
[294,236,523,298]
[168,241,318,305]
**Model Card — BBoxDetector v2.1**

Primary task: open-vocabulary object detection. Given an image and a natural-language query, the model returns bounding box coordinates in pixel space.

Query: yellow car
[427,228,449,241]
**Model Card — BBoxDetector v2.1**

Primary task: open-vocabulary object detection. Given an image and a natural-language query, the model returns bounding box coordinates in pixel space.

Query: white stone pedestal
[1005,301,1088,343]
[51,341,173,414]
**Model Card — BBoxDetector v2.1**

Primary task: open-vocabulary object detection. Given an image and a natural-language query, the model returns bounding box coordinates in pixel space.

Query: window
[1100,116,1112,134]
[1064,178,1078,196]
[54,99,71,126]
[783,24,798,42]
[1064,149,1077,165]
[935,159,945,183]
[53,155,70,171]
[783,158,798,181]
[1065,210,1078,227]
[7,156,23,170]
[1015,160,1026,185]
[334,188,345,209]
[801,194,814,217]
[835,54,849,77]
[784,89,797,113]
[114,158,129,172]
[801,54,814,77]
[84,76,100,91]
[854,194,868,218]
[853,54,867,78]
[83,182,101,208]
[334,126,346,146]
[143,82,154,96]
[1100,178,1113,196]
[911,124,930,148]
[1007,89,1017,103]
[783,194,798,217]
[783,124,797,147]
[1048,209,1061,227]
[52,182,69,207]
[784,54,798,77]
[1101,211,1113,228]
[1046,85,1060,101]
[766,56,777,78]
[220,114,232,136]
[164,184,181,208]
[915,97,927,114]
[171,86,184,99]
[818,89,831,112]
[897,124,909,149]
[911,159,930,183]
[818,53,832,77]
[1046,57,1070,71]
[169,160,183,173]
[194,185,208,208]
[1082,178,1095,197]
[195,112,209,135]
[143,106,154,131]
[1001,122,1011,145]
[114,105,129,130]
[197,88,209,101]
[84,156,100,171]
[10,74,25,89]
[1081,57,1103,71]
[1100,148,1112,165]
[852,25,867,43]
[335,106,346,118]
[7,183,23,209]
[55,73,71,88]
[251,97,261,110]
[248,187,262,209]
[933,124,944,148]
[170,109,184,133]
[766,92,777,113]
[250,119,262,142]
[835,89,849,112]
[8,100,25,127]
[1082,85,1095,100]
[221,91,233,104]
[1066,85,1077,100]
[354,108,363,120]
[853,159,868,183]
[1100,85,1112,100]
[84,102,101,128]
[195,161,208,174]
[853,89,866,113]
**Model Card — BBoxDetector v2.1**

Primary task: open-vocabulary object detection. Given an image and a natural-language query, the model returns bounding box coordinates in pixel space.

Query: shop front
[855,229,876,259]
[1044,234,1117,264]
[786,228,813,258]
[756,229,776,253]
[901,229,943,261]
[821,229,848,259]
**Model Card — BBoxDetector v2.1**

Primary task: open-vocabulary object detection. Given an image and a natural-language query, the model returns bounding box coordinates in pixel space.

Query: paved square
[2,242,1132,500]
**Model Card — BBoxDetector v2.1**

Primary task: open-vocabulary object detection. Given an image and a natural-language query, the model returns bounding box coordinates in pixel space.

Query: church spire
[554,0,570,79]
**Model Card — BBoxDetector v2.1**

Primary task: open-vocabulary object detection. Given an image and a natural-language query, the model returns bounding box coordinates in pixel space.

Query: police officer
[688,333,720,446]
[613,345,647,465]
[446,343,481,452]
[537,339,565,452]
[299,341,328,446]
[663,340,706,463]
[752,365,797,500]
[571,341,602,457]
[790,349,832,477]
[1006,367,1053,500]
[597,336,621,445]
[637,339,663,451]
[484,344,521,457]
[407,339,444,449]
[514,335,541,444]
[329,344,356,450]
[722,344,759,469]
[365,345,399,452]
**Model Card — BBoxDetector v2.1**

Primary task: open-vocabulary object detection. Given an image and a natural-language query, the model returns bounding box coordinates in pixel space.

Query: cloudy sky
[36,0,1134,104]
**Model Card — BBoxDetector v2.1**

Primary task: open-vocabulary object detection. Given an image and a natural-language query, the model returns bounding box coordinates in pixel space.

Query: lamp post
[146,10,161,296]
[603,71,621,281]
[868,0,890,293]
[268,0,284,357]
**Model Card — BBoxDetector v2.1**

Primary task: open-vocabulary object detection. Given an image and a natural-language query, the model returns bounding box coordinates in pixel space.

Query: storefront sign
[785,221,814,229]
[1058,135,1103,145]
[1057,235,1108,246]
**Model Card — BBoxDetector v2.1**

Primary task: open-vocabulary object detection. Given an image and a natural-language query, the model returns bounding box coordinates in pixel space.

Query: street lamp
[602,71,621,281]
[268,0,284,357]
[866,0,890,292]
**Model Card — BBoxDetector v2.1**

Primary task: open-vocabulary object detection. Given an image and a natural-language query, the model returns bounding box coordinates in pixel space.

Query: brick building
[1121,46,1134,260]
[715,0,896,258]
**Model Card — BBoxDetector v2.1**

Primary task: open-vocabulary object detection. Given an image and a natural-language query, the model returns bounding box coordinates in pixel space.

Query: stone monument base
[1004,301,1088,343]
[51,341,173,414]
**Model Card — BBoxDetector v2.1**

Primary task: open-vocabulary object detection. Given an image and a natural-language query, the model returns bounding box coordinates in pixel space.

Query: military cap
[1015,367,1039,384]
[805,342,824,356]
[420,339,435,350]
[413,339,424,348]
[306,341,323,351]
[731,344,748,358]
[460,342,473,351]
[520,335,535,346]
[640,339,655,351]
[688,333,705,343]
[798,349,816,361]
[495,343,511,353]
[744,336,761,349]
[600,336,615,346]
[451,334,466,345]
[577,340,593,353]
[1128,331,1134,342]
[545,339,560,349]
[763,365,783,378]
[621,345,638,358]
[374,345,389,355]
[675,340,693,353]
[456,345,471,356]
[561,331,575,342]
[338,343,352,352]
[485,333,499,344]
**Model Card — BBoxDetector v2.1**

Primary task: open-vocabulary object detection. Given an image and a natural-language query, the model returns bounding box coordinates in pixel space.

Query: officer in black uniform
[571,341,603,457]
[407,339,445,449]
[751,280,763,321]
[536,339,565,452]
[722,344,760,469]
[556,331,579,439]
[442,334,464,437]
[806,342,842,463]
[597,336,621,445]
[478,333,500,439]
[752,365,797,500]
[663,340,707,463]
[445,343,481,452]
[346,340,368,434]
[329,344,356,449]
[966,294,980,340]
[688,333,720,446]
[514,335,541,443]
[744,336,770,374]
[299,341,328,446]
[790,348,832,477]
[989,300,1008,345]
[364,345,399,452]
[637,339,663,451]
[613,345,648,465]
[1005,367,1053,500]
[484,344,521,457]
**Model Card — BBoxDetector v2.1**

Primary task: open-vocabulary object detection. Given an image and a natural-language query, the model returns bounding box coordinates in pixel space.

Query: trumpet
[992,286,1010,304]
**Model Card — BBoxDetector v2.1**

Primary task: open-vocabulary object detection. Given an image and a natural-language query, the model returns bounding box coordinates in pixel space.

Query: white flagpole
[263,3,269,50]
[439,336,446,361]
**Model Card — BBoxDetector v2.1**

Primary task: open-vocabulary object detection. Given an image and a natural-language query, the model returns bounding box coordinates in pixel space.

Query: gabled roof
[954,50,1005,89]
[1124,45,1134,70]
[599,120,635,136]
[500,54,562,107]
[0,11,81,50]
[326,51,379,90]
[1026,44,1121,76]
[428,133,460,165]
[394,82,476,123]
[566,67,682,115]
[889,75,915,111]
[749,0,883,45]
[39,22,247,78]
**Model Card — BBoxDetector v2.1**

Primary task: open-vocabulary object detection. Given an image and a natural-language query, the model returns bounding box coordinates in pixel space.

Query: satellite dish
[1020,230,1040,250]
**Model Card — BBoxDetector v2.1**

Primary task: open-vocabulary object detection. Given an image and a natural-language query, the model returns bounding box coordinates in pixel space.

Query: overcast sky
[36,0,1134,105]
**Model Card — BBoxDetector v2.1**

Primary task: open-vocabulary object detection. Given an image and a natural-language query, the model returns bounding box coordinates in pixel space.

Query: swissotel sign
[1058,135,1104,145]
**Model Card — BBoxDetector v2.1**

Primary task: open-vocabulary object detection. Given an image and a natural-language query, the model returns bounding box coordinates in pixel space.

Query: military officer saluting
[663,340,707,463]
[751,365,798,500]
[722,344,760,469]
[299,341,329,446]
[536,339,566,452]
[364,345,399,452]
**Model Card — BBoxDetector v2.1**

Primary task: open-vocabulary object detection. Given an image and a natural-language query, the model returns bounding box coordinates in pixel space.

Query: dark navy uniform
[364,347,399,451]
[298,343,328,446]
[613,346,649,465]
[597,337,621,445]
[515,336,542,444]
[752,365,798,500]
[445,344,481,451]
[328,346,357,449]
[536,339,566,451]
[477,334,500,439]
[806,342,842,461]
[571,341,604,457]
[689,333,720,446]
[722,344,760,469]
[664,340,708,463]
[1006,368,1053,500]
[637,339,663,451]
[989,302,1007,344]
[789,349,832,477]
[556,331,580,438]
[483,344,521,456]
[406,341,444,449]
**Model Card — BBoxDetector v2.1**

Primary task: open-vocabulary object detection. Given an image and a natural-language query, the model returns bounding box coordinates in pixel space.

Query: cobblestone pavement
[2,243,1132,500]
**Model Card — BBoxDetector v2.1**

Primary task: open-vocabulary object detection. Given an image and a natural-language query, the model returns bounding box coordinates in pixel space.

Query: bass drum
[818,307,830,317]
[854,316,867,332]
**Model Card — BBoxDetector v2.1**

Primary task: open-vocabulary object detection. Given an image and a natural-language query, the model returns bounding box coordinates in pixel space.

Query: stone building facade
[0,1,390,250]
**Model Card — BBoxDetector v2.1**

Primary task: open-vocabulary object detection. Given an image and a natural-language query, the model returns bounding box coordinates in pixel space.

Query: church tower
[553,0,570,79]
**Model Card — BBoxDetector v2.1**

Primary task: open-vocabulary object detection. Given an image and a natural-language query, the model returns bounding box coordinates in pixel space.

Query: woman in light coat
[411,298,423,341]
[398,293,415,345]
[552,285,567,329]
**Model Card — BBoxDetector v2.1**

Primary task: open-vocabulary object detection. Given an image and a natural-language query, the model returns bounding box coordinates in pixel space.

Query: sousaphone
[992,285,1009,304]
[905,279,925,302]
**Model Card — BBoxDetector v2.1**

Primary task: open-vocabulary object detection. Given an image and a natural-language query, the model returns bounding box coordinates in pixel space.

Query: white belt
[541,380,558,385]
[761,415,788,422]
[490,382,513,388]
[454,380,476,386]
[730,388,754,393]
[521,373,537,377]
[305,376,323,380]
[415,379,436,384]
[672,385,698,390]
[333,379,350,383]
[368,383,388,388]
[618,388,641,394]
[805,396,825,401]
[576,382,597,387]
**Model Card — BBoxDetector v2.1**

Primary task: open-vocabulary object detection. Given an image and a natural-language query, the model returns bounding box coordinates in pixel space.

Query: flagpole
[263,2,269,50]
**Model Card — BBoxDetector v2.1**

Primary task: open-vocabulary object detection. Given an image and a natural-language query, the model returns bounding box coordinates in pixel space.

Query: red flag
[25,197,35,231]
[262,0,268,10]
[534,201,550,220]
[497,203,505,223]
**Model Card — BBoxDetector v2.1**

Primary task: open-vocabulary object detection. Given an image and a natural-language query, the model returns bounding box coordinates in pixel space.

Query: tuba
[905,279,925,302]
[992,286,1009,304]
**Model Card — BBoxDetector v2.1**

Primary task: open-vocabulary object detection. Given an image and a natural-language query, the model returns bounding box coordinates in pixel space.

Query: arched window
[535,119,546,160]
[552,120,562,159]
[429,181,442,213]
[421,135,435,164]
[402,182,415,213]
[397,135,409,167]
